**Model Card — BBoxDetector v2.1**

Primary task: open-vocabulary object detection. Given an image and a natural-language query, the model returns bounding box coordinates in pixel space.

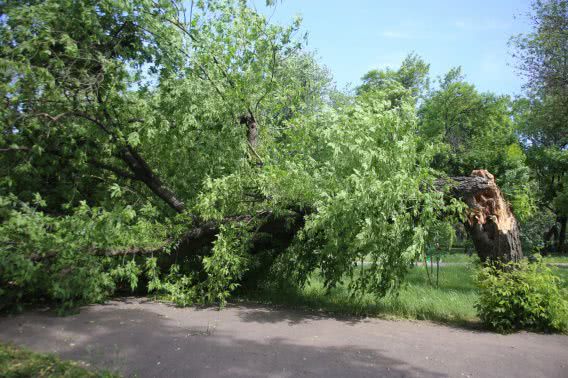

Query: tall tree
[511,0,568,252]
[419,68,535,223]
[357,53,430,104]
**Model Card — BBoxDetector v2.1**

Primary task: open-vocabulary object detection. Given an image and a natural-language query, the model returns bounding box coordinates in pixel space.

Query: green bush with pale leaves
[475,258,568,333]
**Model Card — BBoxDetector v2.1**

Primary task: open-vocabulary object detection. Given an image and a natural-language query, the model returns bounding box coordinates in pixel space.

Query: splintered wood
[464,170,523,262]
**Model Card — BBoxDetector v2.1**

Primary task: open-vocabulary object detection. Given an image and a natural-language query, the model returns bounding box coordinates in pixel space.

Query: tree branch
[0,146,31,153]
[88,159,137,180]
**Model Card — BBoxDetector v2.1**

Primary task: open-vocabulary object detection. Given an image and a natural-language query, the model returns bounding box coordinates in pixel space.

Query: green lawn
[553,266,568,290]
[439,251,568,265]
[0,343,116,378]
[438,253,478,263]
[543,255,568,264]
[244,257,568,327]
[245,264,480,326]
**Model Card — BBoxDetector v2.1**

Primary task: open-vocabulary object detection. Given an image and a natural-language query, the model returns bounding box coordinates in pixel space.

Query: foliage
[0,0,559,317]
[419,68,537,221]
[0,0,183,210]
[519,208,557,253]
[513,98,568,218]
[0,0,329,310]
[0,195,166,312]
[264,89,465,297]
[358,53,430,101]
[511,0,568,100]
[510,0,568,252]
[475,258,568,333]
[201,224,252,305]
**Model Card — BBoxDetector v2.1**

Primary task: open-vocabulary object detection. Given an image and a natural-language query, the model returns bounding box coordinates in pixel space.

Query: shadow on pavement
[0,302,444,377]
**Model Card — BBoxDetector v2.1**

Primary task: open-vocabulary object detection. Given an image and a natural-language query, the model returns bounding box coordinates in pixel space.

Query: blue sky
[255,0,533,95]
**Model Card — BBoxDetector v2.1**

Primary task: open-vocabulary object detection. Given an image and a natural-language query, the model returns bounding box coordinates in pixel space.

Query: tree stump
[443,170,523,263]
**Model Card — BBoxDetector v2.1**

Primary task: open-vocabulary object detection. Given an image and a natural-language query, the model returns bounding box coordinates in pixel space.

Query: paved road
[1,298,567,377]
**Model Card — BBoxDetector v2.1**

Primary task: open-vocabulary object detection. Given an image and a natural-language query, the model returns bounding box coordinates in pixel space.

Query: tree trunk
[559,216,567,254]
[440,170,523,263]
[543,223,559,254]
[240,114,258,148]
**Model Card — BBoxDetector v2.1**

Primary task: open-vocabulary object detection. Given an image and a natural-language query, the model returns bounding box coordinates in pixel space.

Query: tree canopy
[511,0,568,253]
[0,0,564,311]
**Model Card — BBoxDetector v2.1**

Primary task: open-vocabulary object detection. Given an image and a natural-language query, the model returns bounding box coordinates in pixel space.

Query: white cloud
[380,29,457,41]
[381,30,415,39]
[453,19,511,31]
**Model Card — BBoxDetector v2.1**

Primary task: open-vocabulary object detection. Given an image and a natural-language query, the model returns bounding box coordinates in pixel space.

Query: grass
[543,255,568,264]
[425,250,568,267]
[243,255,568,328]
[245,263,480,326]
[440,250,568,265]
[553,266,568,290]
[438,253,478,263]
[0,343,117,378]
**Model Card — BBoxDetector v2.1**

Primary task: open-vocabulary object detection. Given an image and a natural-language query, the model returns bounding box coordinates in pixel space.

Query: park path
[1,298,567,377]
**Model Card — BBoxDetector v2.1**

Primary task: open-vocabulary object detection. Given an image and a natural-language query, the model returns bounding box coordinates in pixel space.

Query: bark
[239,112,263,165]
[440,170,523,263]
[559,216,567,254]
[240,114,258,148]
[96,211,304,260]
[544,223,559,254]
[119,147,186,213]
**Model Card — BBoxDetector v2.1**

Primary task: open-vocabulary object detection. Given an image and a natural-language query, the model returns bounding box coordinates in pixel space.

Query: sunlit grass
[543,255,568,264]
[244,264,480,326]
[0,343,116,378]
[243,256,568,327]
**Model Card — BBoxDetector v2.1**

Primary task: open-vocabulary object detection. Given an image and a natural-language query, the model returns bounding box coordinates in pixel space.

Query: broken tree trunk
[440,170,523,263]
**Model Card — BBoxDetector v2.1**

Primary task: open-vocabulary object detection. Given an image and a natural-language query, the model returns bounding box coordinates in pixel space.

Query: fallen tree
[0,1,525,311]
[103,169,522,267]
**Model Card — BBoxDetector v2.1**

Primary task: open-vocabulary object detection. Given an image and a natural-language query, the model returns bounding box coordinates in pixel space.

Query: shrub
[475,258,568,333]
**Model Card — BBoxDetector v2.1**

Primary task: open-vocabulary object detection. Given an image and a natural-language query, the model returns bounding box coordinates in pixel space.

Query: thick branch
[0,147,31,153]
[88,159,137,180]
[93,211,303,259]
[435,175,493,200]
[29,110,187,214]
[119,147,186,213]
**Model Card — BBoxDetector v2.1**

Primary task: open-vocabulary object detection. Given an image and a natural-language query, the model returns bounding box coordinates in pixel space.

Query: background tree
[418,68,535,224]
[511,0,568,253]
[357,53,430,105]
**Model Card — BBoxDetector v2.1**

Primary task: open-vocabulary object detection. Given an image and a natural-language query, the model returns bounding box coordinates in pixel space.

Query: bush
[475,258,568,333]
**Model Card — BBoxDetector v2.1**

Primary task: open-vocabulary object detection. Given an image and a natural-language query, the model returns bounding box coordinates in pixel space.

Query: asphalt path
[1,298,567,377]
